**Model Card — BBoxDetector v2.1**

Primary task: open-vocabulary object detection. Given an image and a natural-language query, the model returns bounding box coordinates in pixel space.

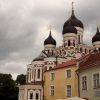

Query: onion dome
[92,27,100,43]
[63,6,84,29]
[63,24,77,34]
[44,31,56,45]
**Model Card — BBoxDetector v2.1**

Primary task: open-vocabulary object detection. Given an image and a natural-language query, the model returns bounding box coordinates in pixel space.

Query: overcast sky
[0,0,100,79]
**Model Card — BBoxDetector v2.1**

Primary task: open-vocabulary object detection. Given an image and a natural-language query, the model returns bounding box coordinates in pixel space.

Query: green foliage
[16,74,26,85]
[0,73,26,100]
[0,73,18,100]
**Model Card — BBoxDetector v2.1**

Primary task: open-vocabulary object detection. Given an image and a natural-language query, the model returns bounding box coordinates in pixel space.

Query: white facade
[79,66,100,100]
[19,85,43,100]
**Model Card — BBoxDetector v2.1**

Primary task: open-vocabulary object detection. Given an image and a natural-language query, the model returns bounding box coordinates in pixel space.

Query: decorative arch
[35,90,41,100]
[28,90,34,100]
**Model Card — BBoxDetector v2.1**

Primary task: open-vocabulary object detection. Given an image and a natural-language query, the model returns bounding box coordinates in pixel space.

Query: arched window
[68,40,70,46]
[49,67,52,70]
[73,40,75,47]
[80,48,82,53]
[37,69,40,79]
[36,93,39,100]
[48,50,49,54]
[32,70,34,79]
[99,48,100,52]
[52,50,53,55]
[30,69,31,81]
[78,35,80,44]
[89,50,91,53]
[30,93,33,99]
[85,49,87,53]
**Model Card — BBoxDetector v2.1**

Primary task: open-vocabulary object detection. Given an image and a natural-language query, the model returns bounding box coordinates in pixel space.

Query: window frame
[37,69,40,79]
[36,93,39,100]
[50,72,55,81]
[66,85,72,97]
[93,73,100,89]
[30,92,33,99]
[81,75,87,90]
[66,69,71,78]
[50,85,54,96]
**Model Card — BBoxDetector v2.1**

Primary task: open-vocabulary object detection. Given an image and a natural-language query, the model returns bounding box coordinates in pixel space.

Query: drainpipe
[76,61,80,97]
[42,65,44,100]
[56,56,58,66]
[77,72,80,97]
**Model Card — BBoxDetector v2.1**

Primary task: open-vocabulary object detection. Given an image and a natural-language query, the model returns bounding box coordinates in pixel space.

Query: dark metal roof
[62,25,77,34]
[44,31,56,45]
[92,27,100,43]
[33,56,44,61]
[63,10,84,29]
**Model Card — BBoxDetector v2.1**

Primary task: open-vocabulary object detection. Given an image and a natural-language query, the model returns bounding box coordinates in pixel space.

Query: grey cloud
[0,0,100,78]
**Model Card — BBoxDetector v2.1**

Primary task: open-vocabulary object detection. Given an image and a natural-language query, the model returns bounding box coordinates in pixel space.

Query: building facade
[78,53,100,100]
[18,3,100,100]
[44,59,78,100]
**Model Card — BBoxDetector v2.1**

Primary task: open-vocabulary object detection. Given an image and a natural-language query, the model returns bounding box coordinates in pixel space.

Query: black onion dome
[92,27,100,43]
[44,31,56,45]
[63,25,77,34]
[63,9,84,29]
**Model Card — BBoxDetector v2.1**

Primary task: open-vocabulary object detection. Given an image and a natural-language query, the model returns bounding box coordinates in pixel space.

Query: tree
[16,74,26,85]
[0,73,18,100]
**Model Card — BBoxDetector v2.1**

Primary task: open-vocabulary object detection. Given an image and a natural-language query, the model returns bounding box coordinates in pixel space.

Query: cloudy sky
[0,0,100,79]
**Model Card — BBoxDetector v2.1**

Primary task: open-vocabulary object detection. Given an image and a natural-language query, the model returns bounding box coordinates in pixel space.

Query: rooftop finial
[97,26,99,33]
[49,25,52,36]
[72,1,74,15]
[96,21,100,33]
[50,25,52,32]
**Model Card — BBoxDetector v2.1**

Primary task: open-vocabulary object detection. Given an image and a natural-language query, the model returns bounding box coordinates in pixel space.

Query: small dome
[44,31,56,45]
[33,55,44,61]
[63,10,84,29]
[92,27,100,43]
[63,25,77,34]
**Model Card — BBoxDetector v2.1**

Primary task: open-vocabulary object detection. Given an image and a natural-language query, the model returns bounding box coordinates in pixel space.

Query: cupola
[63,25,77,34]
[63,2,84,30]
[44,31,56,46]
[92,27,100,43]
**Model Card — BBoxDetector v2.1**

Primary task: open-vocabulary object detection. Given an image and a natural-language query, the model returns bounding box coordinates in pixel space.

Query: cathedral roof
[92,27,100,43]
[44,31,56,46]
[62,25,77,34]
[63,7,84,30]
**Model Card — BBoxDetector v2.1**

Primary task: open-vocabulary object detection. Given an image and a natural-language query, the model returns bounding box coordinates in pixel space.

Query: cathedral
[18,3,100,100]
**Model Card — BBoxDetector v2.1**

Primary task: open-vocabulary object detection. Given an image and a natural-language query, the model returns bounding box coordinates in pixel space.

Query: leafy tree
[0,73,18,100]
[16,74,26,85]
